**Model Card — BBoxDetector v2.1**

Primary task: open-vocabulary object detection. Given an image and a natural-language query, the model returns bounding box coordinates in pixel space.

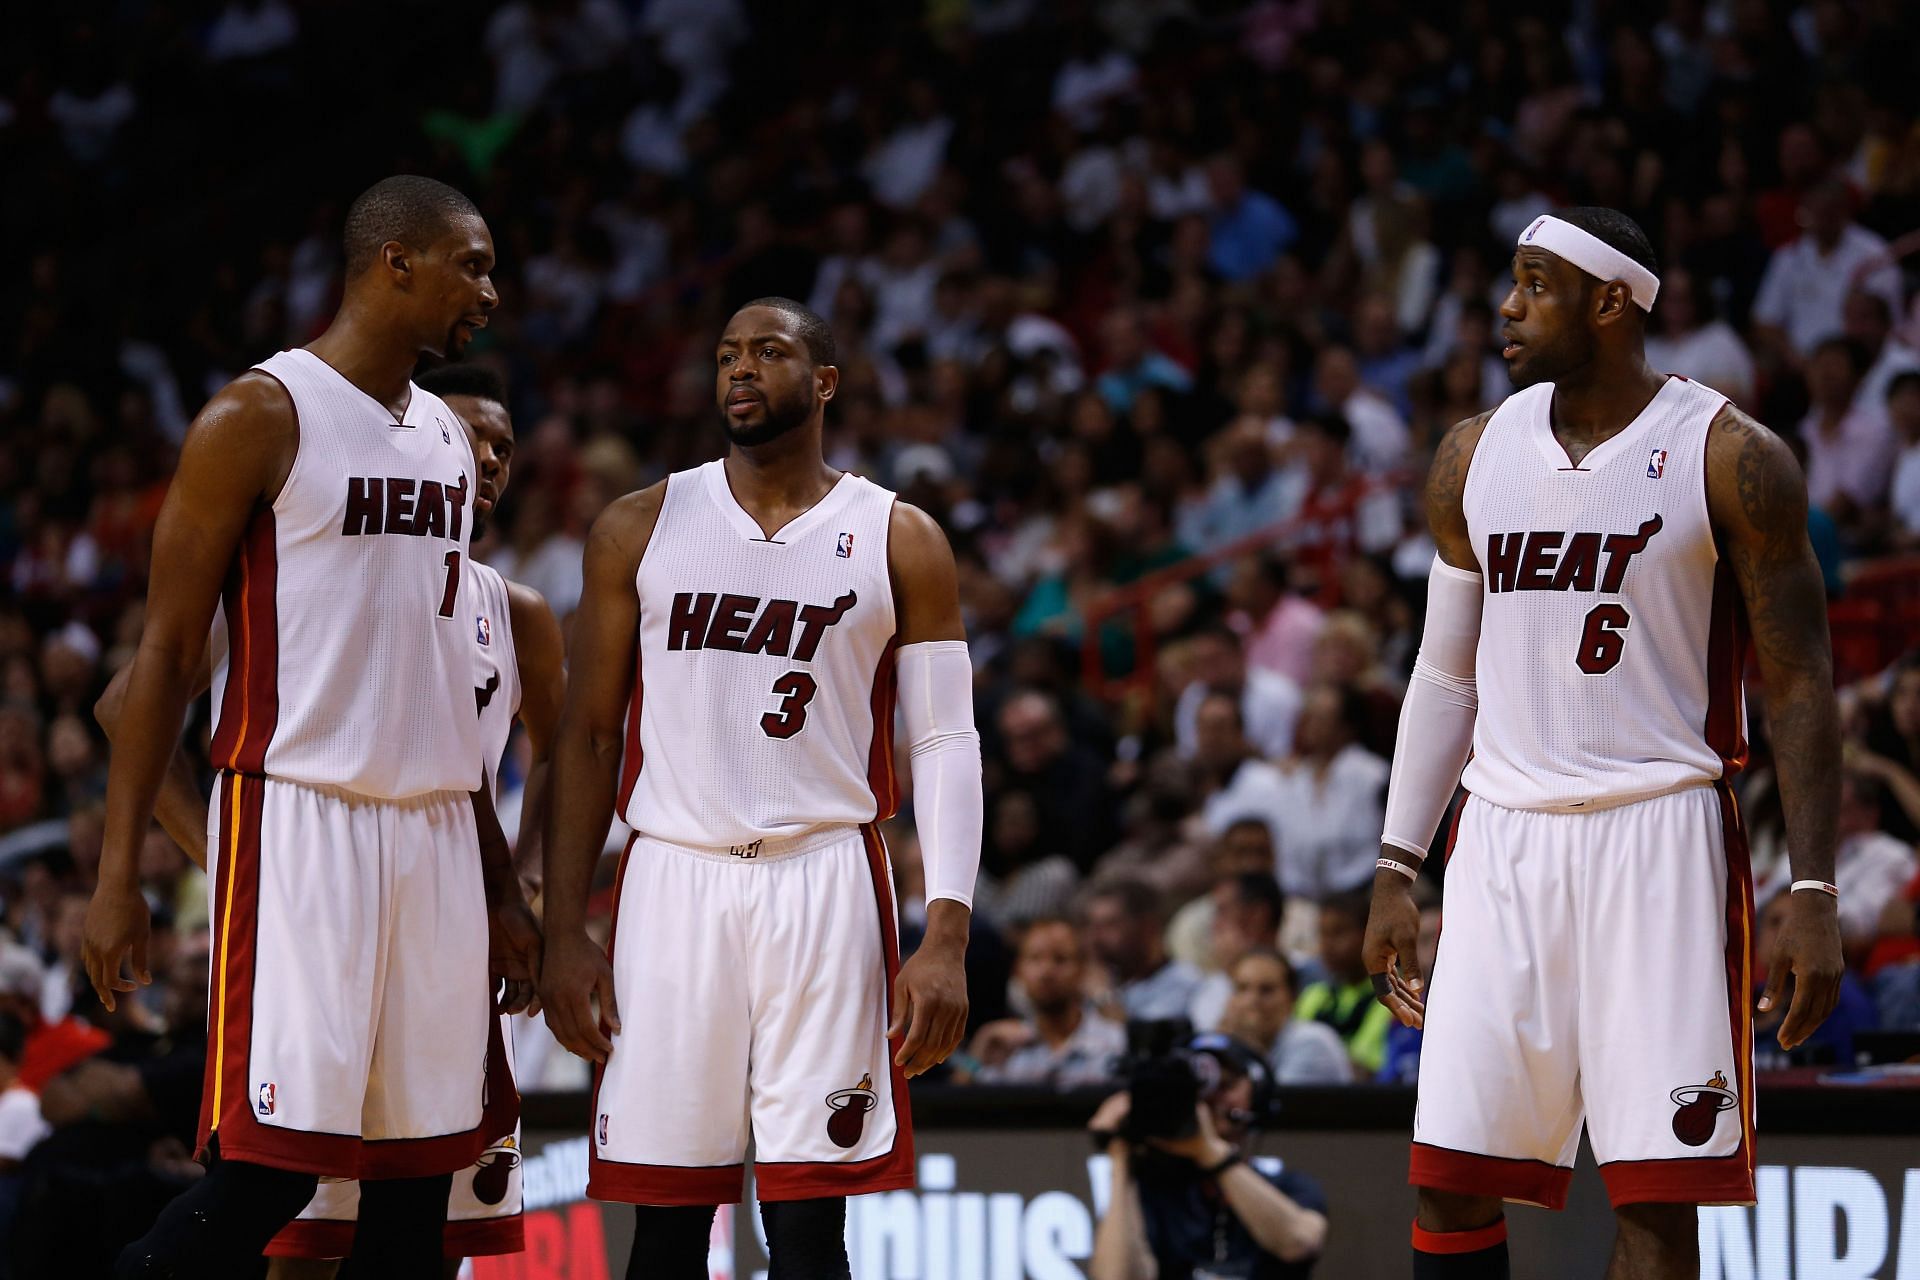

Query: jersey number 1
[1577,603,1630,674]
[437,551,461,618]
[761,671,819,739]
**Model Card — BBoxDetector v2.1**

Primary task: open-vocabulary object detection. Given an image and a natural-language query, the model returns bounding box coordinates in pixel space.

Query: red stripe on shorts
[1409,1142,1573,1210]
[209,509,280,772]
[753,824,916,1201]
[616,643,644,815]
[199,773,359,1176]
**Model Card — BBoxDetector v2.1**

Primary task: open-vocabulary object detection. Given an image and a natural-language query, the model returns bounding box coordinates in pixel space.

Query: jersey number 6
[1577,603,1631,675]
[761,671,819,739]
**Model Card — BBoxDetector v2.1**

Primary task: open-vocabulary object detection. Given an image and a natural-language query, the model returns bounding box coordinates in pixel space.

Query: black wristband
[1202,1152,1242,1178]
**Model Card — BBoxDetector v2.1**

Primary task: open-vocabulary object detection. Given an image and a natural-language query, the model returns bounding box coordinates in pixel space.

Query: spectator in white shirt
[1194,692,1288,840]
[1885,373,1920,547]
[1751,180,1905,365]
[1268,684,1391,901]
[1644,267,1757,408]
[863,81,954,210]
[970,917,1126,1088]
[1844,291,1920,421]
[1798,336,1896,522]
[1218,950,1352,1085]
[1051,29,1137,132]
[1174,624,1302,764]
[1830,771,1919,948]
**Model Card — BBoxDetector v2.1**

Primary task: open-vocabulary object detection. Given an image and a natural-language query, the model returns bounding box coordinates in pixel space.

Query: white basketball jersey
[210,349,482,799]
[1462,375,1745,810]
[469,561,521,795]
[621,460,900,847]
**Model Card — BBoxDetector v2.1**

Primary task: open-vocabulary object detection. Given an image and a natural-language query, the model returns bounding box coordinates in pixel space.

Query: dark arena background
[4,2,1920,1276]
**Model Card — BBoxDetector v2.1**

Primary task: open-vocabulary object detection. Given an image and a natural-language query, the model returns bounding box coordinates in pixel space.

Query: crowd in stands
[3,0,1920,1262]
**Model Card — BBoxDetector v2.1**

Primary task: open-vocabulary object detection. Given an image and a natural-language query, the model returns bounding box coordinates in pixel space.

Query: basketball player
[82,176,541,1278]
[93,363,563,1275]
[1363,208,1844,1280]
[265,363,565,1277]
[539,297,983,1279]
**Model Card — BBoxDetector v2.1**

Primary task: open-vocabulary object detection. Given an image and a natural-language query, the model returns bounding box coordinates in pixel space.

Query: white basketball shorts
[1411,784,1756,1209]
[200,772,503,1179]
[588,823,914,1206]
[266,1013,526,1260]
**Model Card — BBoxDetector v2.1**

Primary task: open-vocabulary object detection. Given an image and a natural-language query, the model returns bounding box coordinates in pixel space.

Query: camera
[1117,1020,1278,1144]
[1119,1018,1221,1141]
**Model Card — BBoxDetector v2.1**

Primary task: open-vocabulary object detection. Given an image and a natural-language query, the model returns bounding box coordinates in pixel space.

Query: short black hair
[1228,872,1286,928]
[1086,876,1162,923]
[1549,206,1660,277]
[1888,370,1920,403]
[1813,335,1872,377]
[736,296,837,365]
[1321,888,1373,928]
[1232,946,1299,996]
[344,175,481,276]
[1297,410,1352,447]
[416,362,509,408]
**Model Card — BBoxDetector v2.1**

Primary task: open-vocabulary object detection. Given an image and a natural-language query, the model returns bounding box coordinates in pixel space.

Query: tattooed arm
[1706,404,1843,1050]
[1425,410,1494,571]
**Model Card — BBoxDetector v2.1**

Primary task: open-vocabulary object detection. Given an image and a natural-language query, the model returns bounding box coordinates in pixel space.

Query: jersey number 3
[761,671,819,739]
[1577,603,1631,674]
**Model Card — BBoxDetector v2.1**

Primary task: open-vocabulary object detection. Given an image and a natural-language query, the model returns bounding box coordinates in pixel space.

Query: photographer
[1087,1033,1328,1279]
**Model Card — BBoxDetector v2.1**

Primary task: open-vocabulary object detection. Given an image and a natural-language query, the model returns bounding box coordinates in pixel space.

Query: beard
[1508,328,1597,389]
[472,512,490,541]
[721,392,812,447]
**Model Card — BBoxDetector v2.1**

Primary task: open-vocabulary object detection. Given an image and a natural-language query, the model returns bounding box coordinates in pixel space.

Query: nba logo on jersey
[476,615,492,646]
[836,531,855,559]
[439,418,451,443]
[597,1114,609,1146]
[1647,448,1668,479]
[257,1082,276,1116]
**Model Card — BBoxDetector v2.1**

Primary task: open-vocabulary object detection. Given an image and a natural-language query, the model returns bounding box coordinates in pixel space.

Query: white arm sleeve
[1380,557,1484,859]
[897,640,983,909]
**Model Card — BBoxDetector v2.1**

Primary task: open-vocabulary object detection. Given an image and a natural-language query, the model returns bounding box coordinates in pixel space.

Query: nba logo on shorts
[597,1114,609,1146]
[476,615,492,646]
[836,531,854,559]
[1647,448,1668,479]
[257,1082,276,1116]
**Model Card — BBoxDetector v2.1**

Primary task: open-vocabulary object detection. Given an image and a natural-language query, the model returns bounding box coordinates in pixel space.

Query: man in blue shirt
[1207,155,1298,283]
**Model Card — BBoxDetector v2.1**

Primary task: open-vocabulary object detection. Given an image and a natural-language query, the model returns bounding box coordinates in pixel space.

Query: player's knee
[1615,1200,1700,1251]
[1415,1186,1504,1233]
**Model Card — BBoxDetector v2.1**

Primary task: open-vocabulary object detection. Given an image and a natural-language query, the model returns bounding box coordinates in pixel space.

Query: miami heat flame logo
[825,1073,877,1148]
[470,1135,522,1206]
[1669,1071,1737,1146]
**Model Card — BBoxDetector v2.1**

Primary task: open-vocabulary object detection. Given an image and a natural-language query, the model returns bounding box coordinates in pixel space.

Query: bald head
[344,176,482,277]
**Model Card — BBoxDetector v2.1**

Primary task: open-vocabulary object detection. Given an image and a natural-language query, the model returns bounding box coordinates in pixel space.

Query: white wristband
[1790,879,1838,898]
[1377,857,1419,882]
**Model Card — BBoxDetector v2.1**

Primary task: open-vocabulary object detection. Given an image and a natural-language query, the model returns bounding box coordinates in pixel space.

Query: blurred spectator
[1888,374,1920,547]
[1084,878,1205,1022]
[1295,891,1393,1078]
[1751,180,1905,364]
[1096,307,1193,416]
[1644,267,1757,408]
[1799,337,1897,529]
[1826,771,1919,950]
[1205,154,1298,283]
[1226,554,1325,688]
[968,916,1124,1088]
[1846,292,1920,423]
[1218,949,1351,1086]
[1193,693,1286,841]
[993,689,1119,873]
[1177,419,1301,556]
[1173,624,1300,764]
[1310,348,1412,477]
[1265,685,1390,901]
[1286,412,1404,575]
[1188,873,1285,1032]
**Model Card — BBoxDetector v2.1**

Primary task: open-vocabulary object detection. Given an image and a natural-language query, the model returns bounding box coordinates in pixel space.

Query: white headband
[1516,215,1660,311]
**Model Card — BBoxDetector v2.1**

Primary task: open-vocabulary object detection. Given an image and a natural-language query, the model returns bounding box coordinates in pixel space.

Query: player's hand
[890,941,969,1079]
[1364,857,1425,1029]
[540,930,620,1064]
[1759,889,1844,1050]
[491,899,544,1017]
[1147,1103,1233,1167]
[82,881,152,1014]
